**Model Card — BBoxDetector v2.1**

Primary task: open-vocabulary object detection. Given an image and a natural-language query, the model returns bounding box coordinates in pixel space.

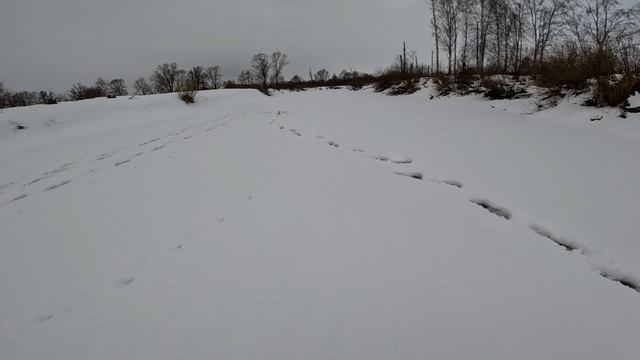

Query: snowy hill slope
[1,89,639,359]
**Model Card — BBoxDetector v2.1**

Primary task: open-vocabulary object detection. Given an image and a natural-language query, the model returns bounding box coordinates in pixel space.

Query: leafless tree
[95,78,108,97]
[109,79,127,96]
[151,63,185,93]
[526,0,566,66]
[567,0,639,74]
[271,52,290,90]
[436,0,459,74]
[68,83,103,101]
[0,82,6,108]
[567,0,639,54]
[187,66,207,90]
[205,66,222,89]
[477,0,491,71]
[457,0,474,72]
[238,70,255,85]
[429,0,441,73]
[133,77,153,95]
[315,68,330,82]
[251,53,271,90]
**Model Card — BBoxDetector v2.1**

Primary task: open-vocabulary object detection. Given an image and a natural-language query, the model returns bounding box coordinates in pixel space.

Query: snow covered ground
[1,87,639,359]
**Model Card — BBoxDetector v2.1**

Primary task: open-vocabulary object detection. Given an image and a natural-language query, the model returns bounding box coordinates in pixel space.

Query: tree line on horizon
[1,0,638,109]
[424,0,640,107]
[427,0,639,77]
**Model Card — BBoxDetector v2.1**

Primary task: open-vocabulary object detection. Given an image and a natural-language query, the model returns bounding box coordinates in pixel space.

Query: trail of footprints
[27,169,263,328]
[1,112,243,209]
[270,111,640,295]
[11,109,640,327]
[2,111,255,327]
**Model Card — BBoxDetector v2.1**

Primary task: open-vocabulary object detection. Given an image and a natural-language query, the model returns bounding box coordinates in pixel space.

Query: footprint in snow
[139,138,160,146]
[9,194,28,203]
[33,314,54,323]
[114,160,131,167]
[95,153,114,161]
[470,199,511,220]
[529,224,579,252]
[0,181,17,192]
[390,157,413,164]
[599,271,640,293]
[328,141,339,148]
[117,277,135,287]
[43,180,72,192]
[370,155,390,162]
[394,172,423,180]
[432,179,464,189]
[528,224,640,293]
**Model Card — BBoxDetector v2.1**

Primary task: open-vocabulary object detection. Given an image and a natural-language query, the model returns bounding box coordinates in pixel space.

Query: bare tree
[238,70,255,85]
[271,52,290,90]
[68,83,103,101]
[568,0,639,54]
[458,0,474,72]
[429,0,441,73]
[187,66,207,90]
[133,77,153,95]
[95,78,108,97]
[436,0,459,74]
[315,68,330,82]
[251,53,271,91]
[151,63,185,93]
[526,0,566,66]
[109,79,127,96]
[205,66,222,89]
[567,0,639,74]
[0,82,6,108]
[477,0,491,71]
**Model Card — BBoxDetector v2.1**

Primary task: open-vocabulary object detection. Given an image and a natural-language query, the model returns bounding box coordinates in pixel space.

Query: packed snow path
[1,88,639,359]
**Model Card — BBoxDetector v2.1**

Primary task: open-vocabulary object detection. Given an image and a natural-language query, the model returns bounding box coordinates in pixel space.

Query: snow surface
[1,88,639,359]
[629,91,640,108]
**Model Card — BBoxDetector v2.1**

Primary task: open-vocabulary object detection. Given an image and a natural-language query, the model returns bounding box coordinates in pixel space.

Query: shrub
[537,52,590,92]
[178,90,196,104]
[591,75,638,108]
[177,75,199,104]
[453,71,478,95]
[480,78,527,100]
[373,72,421,94]
[387,79,420,95]
[433,74,455,96]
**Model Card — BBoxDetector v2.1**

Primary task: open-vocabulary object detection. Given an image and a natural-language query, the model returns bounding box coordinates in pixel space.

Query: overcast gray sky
[0,0,432,92]
[1,0,638,92]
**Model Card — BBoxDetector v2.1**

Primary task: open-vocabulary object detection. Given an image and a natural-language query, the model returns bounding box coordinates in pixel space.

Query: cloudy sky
[0,0,431,92]
[1,0,638,92]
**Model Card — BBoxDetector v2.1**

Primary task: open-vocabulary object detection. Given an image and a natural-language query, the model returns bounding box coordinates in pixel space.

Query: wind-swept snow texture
[1,88,639,360]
